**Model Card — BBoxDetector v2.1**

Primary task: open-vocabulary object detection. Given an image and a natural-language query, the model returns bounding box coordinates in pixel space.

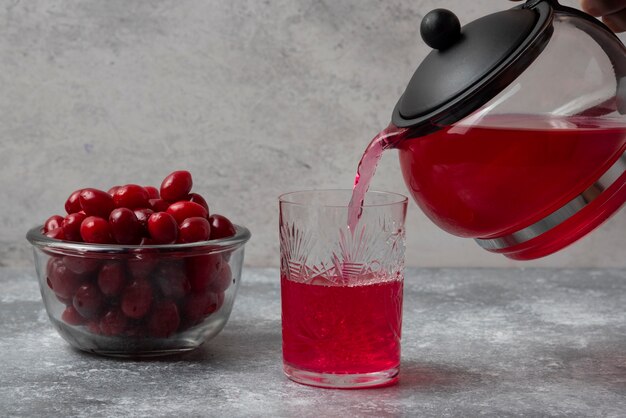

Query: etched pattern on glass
[280,214,405,286]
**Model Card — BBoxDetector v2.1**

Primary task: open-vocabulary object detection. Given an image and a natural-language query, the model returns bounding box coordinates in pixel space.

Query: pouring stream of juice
[347,125,408,232]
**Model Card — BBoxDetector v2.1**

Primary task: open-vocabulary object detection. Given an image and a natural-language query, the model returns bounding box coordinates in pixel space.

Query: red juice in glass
[279,190,407,388]
[281,275,403,377]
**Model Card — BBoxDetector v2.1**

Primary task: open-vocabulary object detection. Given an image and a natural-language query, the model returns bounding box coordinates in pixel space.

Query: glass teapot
[392,0,626,260]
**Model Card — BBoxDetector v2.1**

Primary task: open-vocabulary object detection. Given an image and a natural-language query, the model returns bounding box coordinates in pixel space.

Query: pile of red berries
[43,170,235,245]
[42,171,238,338]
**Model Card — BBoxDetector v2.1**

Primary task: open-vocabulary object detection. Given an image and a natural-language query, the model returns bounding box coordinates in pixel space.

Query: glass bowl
[26,224,251,357]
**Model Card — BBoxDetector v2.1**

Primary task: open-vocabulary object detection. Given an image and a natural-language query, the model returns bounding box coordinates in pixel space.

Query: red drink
[397,114,626,259]
[281,275,403,381]
[279,190,407,388]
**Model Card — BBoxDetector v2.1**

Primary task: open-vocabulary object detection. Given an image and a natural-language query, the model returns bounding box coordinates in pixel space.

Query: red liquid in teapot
[281,274,403,375]
[349,114,625,258]
[397,114,626,239]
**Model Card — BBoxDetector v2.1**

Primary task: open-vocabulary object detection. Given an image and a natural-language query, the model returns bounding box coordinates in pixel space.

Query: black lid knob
[394,5,545,128]
[420,9,461,50]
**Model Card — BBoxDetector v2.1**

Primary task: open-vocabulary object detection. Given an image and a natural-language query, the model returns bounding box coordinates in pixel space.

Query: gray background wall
[1,0,624,268]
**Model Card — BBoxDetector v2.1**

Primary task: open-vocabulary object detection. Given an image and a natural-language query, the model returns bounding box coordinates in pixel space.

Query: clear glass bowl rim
[278,189,408,208]
[26,224,251,256]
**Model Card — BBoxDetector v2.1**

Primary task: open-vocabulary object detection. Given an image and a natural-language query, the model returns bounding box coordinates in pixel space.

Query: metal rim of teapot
[474,150,626,251]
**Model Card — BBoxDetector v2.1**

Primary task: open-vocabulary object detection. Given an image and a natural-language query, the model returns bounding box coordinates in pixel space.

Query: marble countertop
[1,267,625,417]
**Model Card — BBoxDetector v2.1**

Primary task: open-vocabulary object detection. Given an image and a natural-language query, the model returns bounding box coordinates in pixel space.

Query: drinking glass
[279,190,407,388]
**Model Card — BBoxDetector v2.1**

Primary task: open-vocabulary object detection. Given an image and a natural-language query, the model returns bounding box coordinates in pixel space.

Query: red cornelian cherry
[182,292,219,326]
[121,278,153,319]
[149,198,170,212]
[148,301,180,338]
[63,255,100,275]
[166,201,208,225]
[79,188,115,218]
[44,215,64,233]
[178,217,211,243]
[147,212,178,244]
[99,308,128,336]
[133,208,154,235]
[209,263,233,293]
[186,254,223,292]
[65,190,82,214]
[97,262,127,297]
[80,216,114,244]
[107,185,120,196]
[45,227,66,240]
[160,170,192,202]
[73,283,105,319]
[145,186,160,199]
[47,257,84,300]
[188,193,209,213]
[61,305,86,326]
[109,208,142,244]
[113,184,150,209]
[209,214,236,239]
[62,212,87,242]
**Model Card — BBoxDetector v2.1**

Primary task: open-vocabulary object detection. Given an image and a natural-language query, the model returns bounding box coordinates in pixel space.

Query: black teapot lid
[392,0,556,130]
